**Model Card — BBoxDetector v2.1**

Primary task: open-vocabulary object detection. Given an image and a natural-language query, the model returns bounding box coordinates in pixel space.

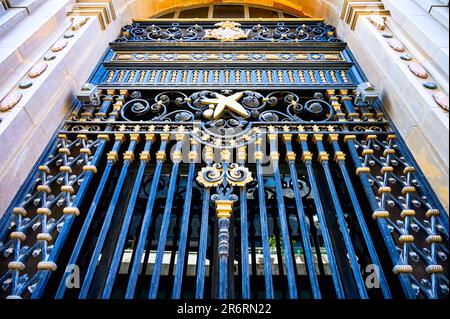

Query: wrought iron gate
[0,19,448,300]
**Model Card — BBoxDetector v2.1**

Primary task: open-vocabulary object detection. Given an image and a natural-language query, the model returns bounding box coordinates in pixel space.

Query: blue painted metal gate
[0,19,448,299]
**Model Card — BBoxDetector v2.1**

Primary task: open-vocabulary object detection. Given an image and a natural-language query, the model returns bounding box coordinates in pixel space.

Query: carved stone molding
[340,0,389,30]
[68,0,117,30]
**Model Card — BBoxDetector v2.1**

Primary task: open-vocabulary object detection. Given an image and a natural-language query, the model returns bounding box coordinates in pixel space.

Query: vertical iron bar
[329,135,391,298]
[125,136,169,298]
[172,140,198,299]
[298,134,345,298]
[101,135,155,298]
[218,216,230,299]
[55,135,120,298]
[216,155,235,300]
[31,94,121,299]
[343,128,416,299]
[79,135,138,298]
[148,137,184,299]
[268,132,298,299]
[255,136,274,299]
[238,146,250,299]
[31,134,108,299]
[195,145,215,299]
[195,187,211,299]
[314,135,368,299]
[284,135,321,299]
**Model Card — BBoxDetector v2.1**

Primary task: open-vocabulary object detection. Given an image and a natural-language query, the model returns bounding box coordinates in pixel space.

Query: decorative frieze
[100,68,354,87]
[110,50,345,64]
[115,20,340,43]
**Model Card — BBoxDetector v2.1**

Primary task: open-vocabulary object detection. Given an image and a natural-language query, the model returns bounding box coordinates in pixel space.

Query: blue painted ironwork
[0,19,447,300]
[114,21,341,43]
[172,140,197,299]
[100,68,355,88]
[101,136,154,298]
[284,136,321,299]
[314,135,368,298]
[298,135,345,298]
[31,133,107,299]
[344,134,417,299]
[78,135,138,298]
[238,147,251,299]
[255,138,275,299]
[148,138,184,299]
[268,132,298,298]
[195,187,211,299]
[329,135,391,299]
[55,135,122,299]
[125,138,168,298]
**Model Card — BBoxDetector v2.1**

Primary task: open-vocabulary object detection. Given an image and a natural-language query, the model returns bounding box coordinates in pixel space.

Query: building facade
[0,0,448,299]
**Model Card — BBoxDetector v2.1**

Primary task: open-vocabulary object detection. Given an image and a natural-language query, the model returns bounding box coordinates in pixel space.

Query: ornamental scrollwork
[118,90,334,124]
[115,21,341,43]
[253,22,339,42]
[226,164,254,187]
[196,163,253,189]
[196,164,224,188]
[120,91,194,122]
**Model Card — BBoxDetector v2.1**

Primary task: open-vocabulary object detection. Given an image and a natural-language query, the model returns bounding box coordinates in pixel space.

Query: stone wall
[0,0,448,214]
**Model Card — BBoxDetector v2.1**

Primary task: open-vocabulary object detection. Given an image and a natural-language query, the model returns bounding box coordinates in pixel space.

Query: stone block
[18,62,69,124]
[0,0,73,62]
[0,47,24,90]
[38,79,77,138]
[430,6,449,30]
[405,127,449,212]
[7,0,47,13]
[0,7,28,38]
[377,76,419,140]
[432,47,449,79]
[0,107,34,171]
[62,18,103,78]
[421,107,450,166]
[383,0,426,26]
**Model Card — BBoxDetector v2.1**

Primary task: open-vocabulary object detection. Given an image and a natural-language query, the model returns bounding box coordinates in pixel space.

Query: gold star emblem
[201,92,250,119]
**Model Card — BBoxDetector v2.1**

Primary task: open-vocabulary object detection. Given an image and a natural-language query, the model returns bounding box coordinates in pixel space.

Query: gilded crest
[204,21,249,42]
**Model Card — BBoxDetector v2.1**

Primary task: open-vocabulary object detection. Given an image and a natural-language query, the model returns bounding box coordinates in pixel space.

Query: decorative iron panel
[98,69,355,88]
[0,20,448,300]
[114,21,341,43]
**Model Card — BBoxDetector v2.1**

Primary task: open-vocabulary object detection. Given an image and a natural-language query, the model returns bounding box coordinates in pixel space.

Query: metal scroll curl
[120,91,194,122]
[226,164,253,187]
[116,22,340,43]
[259,91,335,123]
[118,90,336,130]
[254,22,337,42]
[196,164,224,188]
[196,163,253,189]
